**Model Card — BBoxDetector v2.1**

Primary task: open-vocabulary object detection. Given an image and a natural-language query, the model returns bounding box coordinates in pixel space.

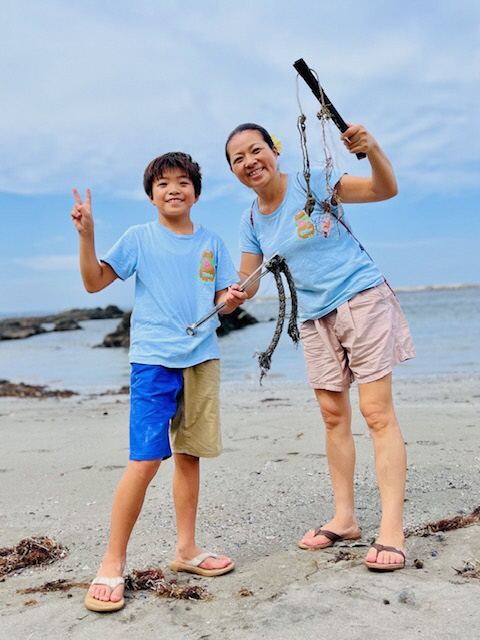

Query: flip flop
[84,576,125,612]
[298,527,362,550]
[169,552,235,577]
[364,543,406,571]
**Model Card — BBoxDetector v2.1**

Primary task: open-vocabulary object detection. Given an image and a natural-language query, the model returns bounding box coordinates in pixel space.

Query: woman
[226,122,415,570]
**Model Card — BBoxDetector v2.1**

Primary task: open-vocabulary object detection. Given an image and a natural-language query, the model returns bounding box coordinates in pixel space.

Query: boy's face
[149,168,199,222]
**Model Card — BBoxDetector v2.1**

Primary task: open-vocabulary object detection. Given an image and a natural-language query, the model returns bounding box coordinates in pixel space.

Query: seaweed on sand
[18,579,89,594]
[0,381,77,398]
[405,506,480,538]
[0,537,67,579]
[17,570,212,599]
[125,568,211,600]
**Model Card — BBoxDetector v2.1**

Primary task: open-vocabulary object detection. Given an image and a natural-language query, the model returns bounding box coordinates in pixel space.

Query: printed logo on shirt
[294,210,315,240]
[199,250,215,282]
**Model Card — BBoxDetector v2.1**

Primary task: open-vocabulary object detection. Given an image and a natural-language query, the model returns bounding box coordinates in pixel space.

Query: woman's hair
[225,123,275,165]
[143,152,202,198]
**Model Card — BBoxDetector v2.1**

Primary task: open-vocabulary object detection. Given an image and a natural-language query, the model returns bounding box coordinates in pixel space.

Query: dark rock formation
[102,312,131,348]
[0,305,124,341]
[216,307,258,337]
[54,319,82,332]
[34,304,124,323]
[0,304,258,346]
[0,319,46,340]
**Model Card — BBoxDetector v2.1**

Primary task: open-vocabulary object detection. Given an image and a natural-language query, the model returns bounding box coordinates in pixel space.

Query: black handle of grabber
[293,58,366,160]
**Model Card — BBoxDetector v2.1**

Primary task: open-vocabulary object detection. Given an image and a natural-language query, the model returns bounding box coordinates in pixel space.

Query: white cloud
[0,0,479,199]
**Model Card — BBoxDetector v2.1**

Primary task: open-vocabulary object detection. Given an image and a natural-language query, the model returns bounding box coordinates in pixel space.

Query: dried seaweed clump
[0,537,67,579]
[0,381,77,398]
[405,506,480,538]
[125,569,211,600]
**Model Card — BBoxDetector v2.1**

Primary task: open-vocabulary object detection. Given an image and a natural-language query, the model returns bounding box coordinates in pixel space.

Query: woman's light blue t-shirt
[102,221,239,368]
[239,169,384,322]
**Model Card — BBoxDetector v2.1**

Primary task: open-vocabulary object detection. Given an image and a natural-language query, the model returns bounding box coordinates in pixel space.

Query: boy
[71,152,246,612]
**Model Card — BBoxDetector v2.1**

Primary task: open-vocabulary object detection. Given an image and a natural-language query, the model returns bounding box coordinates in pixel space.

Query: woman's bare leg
[300,388,361,548]
[359,373,406,566]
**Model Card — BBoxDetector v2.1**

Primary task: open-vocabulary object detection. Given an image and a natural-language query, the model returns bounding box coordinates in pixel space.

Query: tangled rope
[256,255,300,383]
[296,66,338,235]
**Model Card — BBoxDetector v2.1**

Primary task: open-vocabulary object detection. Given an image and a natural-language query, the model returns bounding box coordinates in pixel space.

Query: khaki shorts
[301,282,415,391]
[170,359,222,458]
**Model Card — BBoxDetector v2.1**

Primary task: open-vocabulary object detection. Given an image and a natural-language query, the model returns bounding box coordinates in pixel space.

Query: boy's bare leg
[172,452,232,570]
[90,459,161,603]
[300,388,361,547]
[359,374,406,566]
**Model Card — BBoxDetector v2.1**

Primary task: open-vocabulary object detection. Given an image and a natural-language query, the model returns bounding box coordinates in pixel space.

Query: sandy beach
[1,374,479,640]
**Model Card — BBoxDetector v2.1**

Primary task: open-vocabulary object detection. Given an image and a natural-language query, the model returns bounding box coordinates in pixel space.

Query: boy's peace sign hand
[71,188,93,235]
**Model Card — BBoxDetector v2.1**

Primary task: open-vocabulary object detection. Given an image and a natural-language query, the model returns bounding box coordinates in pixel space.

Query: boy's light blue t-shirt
[239,168,384,322]
[102,221,239,368]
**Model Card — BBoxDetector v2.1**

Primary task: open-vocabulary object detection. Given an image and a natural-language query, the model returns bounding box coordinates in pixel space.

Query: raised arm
[335,124,398,204]
[71,188,118,293]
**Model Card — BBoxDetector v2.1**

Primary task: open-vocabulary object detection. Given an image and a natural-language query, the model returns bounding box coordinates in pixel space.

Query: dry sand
[1,374,479,639]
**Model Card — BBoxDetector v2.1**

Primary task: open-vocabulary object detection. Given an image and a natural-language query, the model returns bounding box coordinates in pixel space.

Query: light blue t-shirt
[102,221,239,368]
[239,168,384,322]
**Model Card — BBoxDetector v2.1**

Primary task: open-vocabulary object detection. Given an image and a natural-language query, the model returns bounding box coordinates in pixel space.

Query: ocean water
[221,285,480,384]
[0,286,479,394]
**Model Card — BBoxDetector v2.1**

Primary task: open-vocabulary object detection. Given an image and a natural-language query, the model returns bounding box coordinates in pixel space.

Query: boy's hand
[341,124,376,156]
[71,188,93,235]
[220,284,248,312]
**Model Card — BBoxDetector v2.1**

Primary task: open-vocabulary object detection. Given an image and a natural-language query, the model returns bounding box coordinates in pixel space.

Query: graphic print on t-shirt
[294,210,315,240]
[199,250,216,282]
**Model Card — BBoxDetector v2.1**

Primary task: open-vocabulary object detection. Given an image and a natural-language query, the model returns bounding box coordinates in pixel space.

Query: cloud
[0,0,479,200]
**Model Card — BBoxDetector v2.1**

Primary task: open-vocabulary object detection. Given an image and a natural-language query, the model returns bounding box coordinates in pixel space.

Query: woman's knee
[360,401,394,434]
[316,392,351,430]
[320,406,347,430]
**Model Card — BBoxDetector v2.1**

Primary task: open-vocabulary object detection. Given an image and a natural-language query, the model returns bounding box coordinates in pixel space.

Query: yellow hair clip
[270,134,282,155]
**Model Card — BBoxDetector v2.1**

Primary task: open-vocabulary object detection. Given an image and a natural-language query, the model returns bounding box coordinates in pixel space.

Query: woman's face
[227,130,278,190]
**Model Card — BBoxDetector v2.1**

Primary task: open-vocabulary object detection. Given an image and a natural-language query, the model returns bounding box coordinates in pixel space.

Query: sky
[1,0,479,315]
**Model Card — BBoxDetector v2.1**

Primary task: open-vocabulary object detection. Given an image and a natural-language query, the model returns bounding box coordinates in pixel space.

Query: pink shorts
[300,282,415,391]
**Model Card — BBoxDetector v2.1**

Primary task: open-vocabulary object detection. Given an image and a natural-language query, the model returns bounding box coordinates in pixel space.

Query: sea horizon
[1,281,479,320]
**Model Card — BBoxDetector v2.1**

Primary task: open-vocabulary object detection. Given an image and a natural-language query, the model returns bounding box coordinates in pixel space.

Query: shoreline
[1,375,479,639]
[1,369,479,397]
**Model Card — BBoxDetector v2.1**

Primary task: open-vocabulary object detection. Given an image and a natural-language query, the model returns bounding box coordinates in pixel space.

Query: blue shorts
[129,363,184,461]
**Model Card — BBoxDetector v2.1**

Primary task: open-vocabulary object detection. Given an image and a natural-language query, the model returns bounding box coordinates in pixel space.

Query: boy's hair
[225,123,275,165]
[143,152,202,198]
